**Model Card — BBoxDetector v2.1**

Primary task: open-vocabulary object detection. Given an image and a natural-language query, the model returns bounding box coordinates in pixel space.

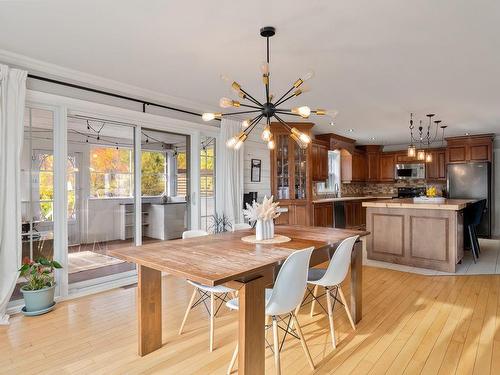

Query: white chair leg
[326,288,337,349]
[310,285,320,317]
[210,292,215,352]
[338,286,356,330]
[291,313,315,370]
[179,288,197,335]
[227,342,238,374]
[272,317,281,375]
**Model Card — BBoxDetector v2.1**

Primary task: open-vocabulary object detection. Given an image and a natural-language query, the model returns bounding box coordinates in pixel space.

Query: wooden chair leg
[227,343,238,374]
[338,286,356,331]
[179,288,197,335]
[325,288,337,349]
[272,317,281,375]
[210,292,215,352]
[310,285,320,317]
[291,314,315,370]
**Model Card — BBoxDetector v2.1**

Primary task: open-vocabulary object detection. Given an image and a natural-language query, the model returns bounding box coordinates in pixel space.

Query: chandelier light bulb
[267,139,275,150]
[302,71,315,81]
[234,133,247,150]
[407,145,416,157]
[219,97,240,108]
[241,119,251,129]
[226,136,238,148]
[202,112,221,121]
[290,127,311,144]
[425,152,433,163]
[260,61,270,75]
[292,106,311,118]
[261,126,271,142]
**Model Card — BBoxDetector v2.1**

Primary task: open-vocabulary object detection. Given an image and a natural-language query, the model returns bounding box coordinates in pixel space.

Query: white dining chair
[296,235,359,349]
[179,230,236,352]
[226,247,315,375]
[232,223,252,231]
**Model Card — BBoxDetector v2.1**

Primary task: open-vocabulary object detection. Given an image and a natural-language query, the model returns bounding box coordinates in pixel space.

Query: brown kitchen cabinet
[366,151,380,181]
[426,149,446,180]
[344,200,367,229]
[446,134,494,163]
[378,153,395,181]
[270,122,314,225]
[313,202,333,227]
[341,149,366,182]
[311,140,329,181]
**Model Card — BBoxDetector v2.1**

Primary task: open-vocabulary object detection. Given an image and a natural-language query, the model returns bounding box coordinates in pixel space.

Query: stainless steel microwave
[395,163,425,180]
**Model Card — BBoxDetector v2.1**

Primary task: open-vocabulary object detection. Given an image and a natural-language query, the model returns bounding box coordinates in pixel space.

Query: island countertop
[362,198,477,211]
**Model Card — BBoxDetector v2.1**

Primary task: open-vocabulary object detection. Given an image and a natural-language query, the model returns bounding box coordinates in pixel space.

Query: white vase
[256,219,264,241]
[256,219,274,241]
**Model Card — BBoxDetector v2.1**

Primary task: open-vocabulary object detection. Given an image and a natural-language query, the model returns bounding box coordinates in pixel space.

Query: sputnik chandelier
[201,26,337,150]
[407,113,447,162]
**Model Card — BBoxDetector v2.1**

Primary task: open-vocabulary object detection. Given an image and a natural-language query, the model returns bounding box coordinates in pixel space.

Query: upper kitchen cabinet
[360,145,382,181]
[379,153,396,181]
[425,149,446,180]
[316,133,367,183]
[311,140,329,181]
[445,134,494,163]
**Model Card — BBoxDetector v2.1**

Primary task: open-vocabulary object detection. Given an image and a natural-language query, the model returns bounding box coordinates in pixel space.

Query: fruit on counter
[426,186,437,197]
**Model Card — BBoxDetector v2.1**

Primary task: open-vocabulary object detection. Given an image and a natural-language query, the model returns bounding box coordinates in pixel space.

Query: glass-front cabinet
[270,122,313,225]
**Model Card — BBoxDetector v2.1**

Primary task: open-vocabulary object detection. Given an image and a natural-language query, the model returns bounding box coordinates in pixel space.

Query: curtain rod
[27,74,221,121]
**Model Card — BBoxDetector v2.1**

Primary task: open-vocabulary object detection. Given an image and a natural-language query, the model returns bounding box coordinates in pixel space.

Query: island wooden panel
[366,207,464,272]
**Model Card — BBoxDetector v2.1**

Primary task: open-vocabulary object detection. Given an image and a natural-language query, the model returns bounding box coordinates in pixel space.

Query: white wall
[243,123,271,201]
[493,137,499,237]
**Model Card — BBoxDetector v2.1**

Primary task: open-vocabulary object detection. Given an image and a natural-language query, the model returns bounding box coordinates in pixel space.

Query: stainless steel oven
[395,163,425,180]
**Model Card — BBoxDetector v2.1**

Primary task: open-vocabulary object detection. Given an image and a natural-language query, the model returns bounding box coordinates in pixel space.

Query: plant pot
[21,284,55,313]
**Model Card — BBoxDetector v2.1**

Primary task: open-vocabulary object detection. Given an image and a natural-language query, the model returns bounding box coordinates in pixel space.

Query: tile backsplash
[314,180,446,198]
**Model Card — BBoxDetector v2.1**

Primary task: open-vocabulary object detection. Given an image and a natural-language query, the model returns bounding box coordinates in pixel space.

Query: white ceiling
[2,0,500,145]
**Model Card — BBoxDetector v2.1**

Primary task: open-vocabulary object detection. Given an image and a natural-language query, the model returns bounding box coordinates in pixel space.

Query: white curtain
[0,65,27,324]
[216,118,244,225]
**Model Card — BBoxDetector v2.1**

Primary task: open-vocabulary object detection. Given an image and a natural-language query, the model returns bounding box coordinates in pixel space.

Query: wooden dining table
[109,224,368,375]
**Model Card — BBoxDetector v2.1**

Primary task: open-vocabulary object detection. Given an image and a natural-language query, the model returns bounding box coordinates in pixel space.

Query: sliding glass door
[66,116,136,289]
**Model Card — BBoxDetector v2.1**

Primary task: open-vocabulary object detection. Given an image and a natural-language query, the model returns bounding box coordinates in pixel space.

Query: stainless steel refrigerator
[447,162,492,237]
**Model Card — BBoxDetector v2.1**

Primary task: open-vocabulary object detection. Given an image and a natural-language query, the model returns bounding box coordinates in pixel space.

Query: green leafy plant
[18,257,62,291]
[209,213,232,234]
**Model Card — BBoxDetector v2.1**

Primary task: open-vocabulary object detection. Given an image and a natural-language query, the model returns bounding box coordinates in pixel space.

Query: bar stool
[178,230,236,352]
[464,199,486,263]
[295,235,359,349]
[226,247,315,375]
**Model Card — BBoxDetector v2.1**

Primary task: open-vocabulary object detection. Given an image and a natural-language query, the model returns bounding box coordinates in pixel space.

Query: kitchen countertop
[362,198,477,211]
[312,196,395,204]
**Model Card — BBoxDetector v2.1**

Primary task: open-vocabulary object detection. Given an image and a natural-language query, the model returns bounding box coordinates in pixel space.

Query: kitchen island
[362,198,476,272]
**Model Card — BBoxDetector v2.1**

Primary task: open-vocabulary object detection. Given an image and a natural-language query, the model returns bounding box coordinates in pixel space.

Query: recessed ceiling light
[329,121,335,126]
[348,128,354,132]
[465,132,470,136]
[370,137,376,140]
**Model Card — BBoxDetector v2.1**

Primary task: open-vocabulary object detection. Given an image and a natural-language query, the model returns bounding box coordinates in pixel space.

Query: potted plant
[18,257,62,315]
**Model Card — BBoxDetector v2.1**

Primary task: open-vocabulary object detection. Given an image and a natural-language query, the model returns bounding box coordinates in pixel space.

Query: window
[200,138,215,231]
[90,146,168,198]
[176,151,187,197]
[90,146,133,198]
[36,153,77,221]
[141,150,167,196]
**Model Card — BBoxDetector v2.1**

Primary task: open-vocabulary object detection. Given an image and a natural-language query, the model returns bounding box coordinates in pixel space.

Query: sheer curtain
[0,65,27,324]
[216,118,244,226]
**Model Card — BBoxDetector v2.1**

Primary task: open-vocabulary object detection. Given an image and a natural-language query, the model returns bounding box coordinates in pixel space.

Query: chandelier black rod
[244,114,265,135]
[273,113,293,132]
[274,85,296,106]
[222,109,261,116]
[275,110,301,117]
[239,103,262,110]
[240,88,263,106]
[275,92,298,107]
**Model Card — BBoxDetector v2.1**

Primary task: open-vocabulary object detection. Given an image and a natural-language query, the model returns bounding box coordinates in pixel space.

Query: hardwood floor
[1,266,500,374]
